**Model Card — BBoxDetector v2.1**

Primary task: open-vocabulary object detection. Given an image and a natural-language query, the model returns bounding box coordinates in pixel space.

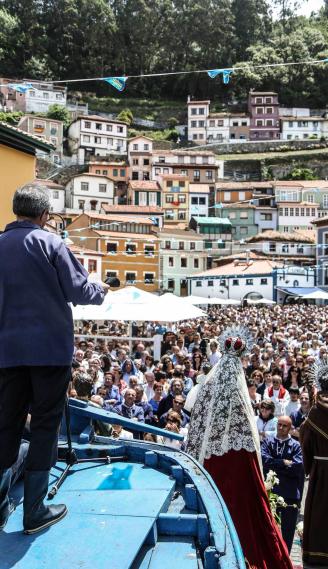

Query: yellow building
[66,212,160,292]
[0,121,54,230]
[161,174,190,228]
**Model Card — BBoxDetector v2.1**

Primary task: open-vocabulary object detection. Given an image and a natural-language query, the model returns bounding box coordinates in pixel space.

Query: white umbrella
[181,295,240,306]
[247,298,276,305]
[301,289,328,300]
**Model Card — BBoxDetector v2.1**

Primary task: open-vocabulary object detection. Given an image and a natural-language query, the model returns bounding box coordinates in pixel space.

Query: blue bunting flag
[8,82,35,93]
[207,69,233,84]
[103,76,128,91]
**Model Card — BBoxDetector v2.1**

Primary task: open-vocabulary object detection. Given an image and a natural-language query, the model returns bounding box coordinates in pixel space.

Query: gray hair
[13,183,50,218]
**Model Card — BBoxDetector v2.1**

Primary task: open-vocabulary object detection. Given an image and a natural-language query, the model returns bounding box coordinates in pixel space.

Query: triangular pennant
[207,69,233,84]
[103,76,128,91]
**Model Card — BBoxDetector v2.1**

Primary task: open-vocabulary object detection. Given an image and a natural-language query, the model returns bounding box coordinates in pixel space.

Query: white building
[277,202,318,232]
[0,79,67,113]
[187,99,210,143]
[65,173,115,213]
[188,258,281,301]
[189,184,209,218]
[67,115,128,164]
[280,116,326,140]
[128,135,153,181]
[275,266,315,303]
[246,230,315,263]
[159,229,206,296]
[187,98,250,143]
[152,150,217,182]
[254,207,278,233]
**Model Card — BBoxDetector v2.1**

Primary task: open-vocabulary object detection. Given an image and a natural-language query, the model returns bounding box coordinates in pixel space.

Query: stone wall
[213,139,327,155]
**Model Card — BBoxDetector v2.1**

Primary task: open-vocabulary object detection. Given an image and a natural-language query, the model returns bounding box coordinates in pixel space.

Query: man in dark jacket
[261,416,304,553]
[0,183,108,534]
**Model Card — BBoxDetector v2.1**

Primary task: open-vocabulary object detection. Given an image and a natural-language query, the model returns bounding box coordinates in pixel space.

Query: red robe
[204,449,293,569]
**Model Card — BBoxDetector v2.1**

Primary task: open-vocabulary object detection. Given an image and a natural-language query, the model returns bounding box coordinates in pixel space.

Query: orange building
[66,212,160,292]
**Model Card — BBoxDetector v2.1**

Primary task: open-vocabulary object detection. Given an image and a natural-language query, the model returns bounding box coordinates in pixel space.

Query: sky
[297,0,324,16]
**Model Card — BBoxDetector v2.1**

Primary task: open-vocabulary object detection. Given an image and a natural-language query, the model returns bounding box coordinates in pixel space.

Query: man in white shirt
[285,387,301,417]
[264,374,290,417]
[209,340,221,366]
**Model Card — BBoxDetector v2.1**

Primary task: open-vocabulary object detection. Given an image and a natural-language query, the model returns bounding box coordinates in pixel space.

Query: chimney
[187,95,190,103]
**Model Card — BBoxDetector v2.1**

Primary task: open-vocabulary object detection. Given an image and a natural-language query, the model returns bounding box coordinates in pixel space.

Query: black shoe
[0,469,13,530]
[23,471,67,535]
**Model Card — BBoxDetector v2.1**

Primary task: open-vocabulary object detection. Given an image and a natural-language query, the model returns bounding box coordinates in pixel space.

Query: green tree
[117,108,133,125]
[47,104,71,127]
[0,8,18,71]
[232,0,272,59]
[288,167,316,180]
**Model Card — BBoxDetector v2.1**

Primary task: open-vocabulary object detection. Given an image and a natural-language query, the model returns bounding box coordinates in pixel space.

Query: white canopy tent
[72,286,205,322]
[301,289,328,301]
[182,295,240,306]
[246,298,276,305]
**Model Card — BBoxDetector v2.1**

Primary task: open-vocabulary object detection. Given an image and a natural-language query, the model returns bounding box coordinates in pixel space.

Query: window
[165,210,174,220]
[311,208,316,216]
[239,191,245,200]
[190,156,196,164]
[126,243,136,255]
[191,197,199,207]
[260,213,272,221]
[199,197,206,205]
[78,200,85,209]
[120,169,125,177]
[194,259,199,269]
[94,136,101,144]
[98,183,107,193]
[178,211,186,220]
[306,208,310,216]
[178,194,186,203]
[106,124,113,132]
[132,144,138,151]
[207,280,213,286]
[232,121,238,127]
[95,123,102,130]
[256,107,264,114]
[81,182,89,191]
[179,181,185,187]
[52,190,59,199]
[29,90,35,96]
[307,194,314,203]
[168,256,174,267]
[43,92,49,99]
[206,170,213,179]
[159,156,165,163]
[246,279,253,285]
[240,212,248,219]
[82,135,90,142]
[209,120,215,127]
[90,200,97,211]
[191,108,197,115]
[266,107,273,114]
[240,227,248,235]
[232,279,239,286]
[256,120,263,126]
[145,245,155,257]
[284,207,289,216]
[191,121,197,127]
[107,243,117,254]
[144,273,154,284]
[269,243,276,252]
[84,121,91,129]
[266,120,273,126]
[255,97,263,104]
[190,242,196,250]
[126,272,136,284]
[117,126,124,133]
[265,97,272,104]
[290,208,294,216]
[144,144,149,151]
[163,168,169,175]
[196,280,202,287]
[241,121,247,126]
[181,169,187,176]
[300,208,305,216]
[261,278,268,285]
[88,260,97,272]
[181,258,187,268]
[179,241,184,250]
[198,120,205,127]
[229,213,236,219]
[295,208,299,216]
[223,192,231,201]
[198,108,205,115]
[166,194,174,203]
[56,93,62,100]
[217,120,224,126]
[193,170,200,181]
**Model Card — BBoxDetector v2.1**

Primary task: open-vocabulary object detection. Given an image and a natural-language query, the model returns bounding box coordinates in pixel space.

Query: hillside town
[1,79,328,304]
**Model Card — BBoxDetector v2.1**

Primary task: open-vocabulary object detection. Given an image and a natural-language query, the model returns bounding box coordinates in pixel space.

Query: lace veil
[186,326,261,465]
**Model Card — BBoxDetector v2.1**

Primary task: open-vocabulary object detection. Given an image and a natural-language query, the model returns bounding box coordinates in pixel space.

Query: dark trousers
[278,500,299,553]
[0,366,71,471]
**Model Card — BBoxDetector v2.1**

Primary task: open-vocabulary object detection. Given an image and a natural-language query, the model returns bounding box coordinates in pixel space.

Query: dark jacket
[261,435,304,501]
[110,403,145,422]
[0,221,104,367]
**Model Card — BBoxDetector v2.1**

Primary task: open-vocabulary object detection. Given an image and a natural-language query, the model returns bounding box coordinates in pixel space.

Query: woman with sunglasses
[256,400,277,441]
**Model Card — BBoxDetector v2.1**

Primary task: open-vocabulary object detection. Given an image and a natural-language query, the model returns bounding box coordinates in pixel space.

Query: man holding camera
[0,183,109,534]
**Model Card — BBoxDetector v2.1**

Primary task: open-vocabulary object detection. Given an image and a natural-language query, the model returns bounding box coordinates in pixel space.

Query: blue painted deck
[1,462,176,569]
[0,401,246,569]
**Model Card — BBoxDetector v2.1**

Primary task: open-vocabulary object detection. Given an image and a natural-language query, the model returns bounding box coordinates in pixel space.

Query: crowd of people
[69,302,328,559]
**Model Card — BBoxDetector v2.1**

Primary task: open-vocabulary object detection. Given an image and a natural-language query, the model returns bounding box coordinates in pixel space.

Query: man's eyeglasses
[174,400,184,405]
